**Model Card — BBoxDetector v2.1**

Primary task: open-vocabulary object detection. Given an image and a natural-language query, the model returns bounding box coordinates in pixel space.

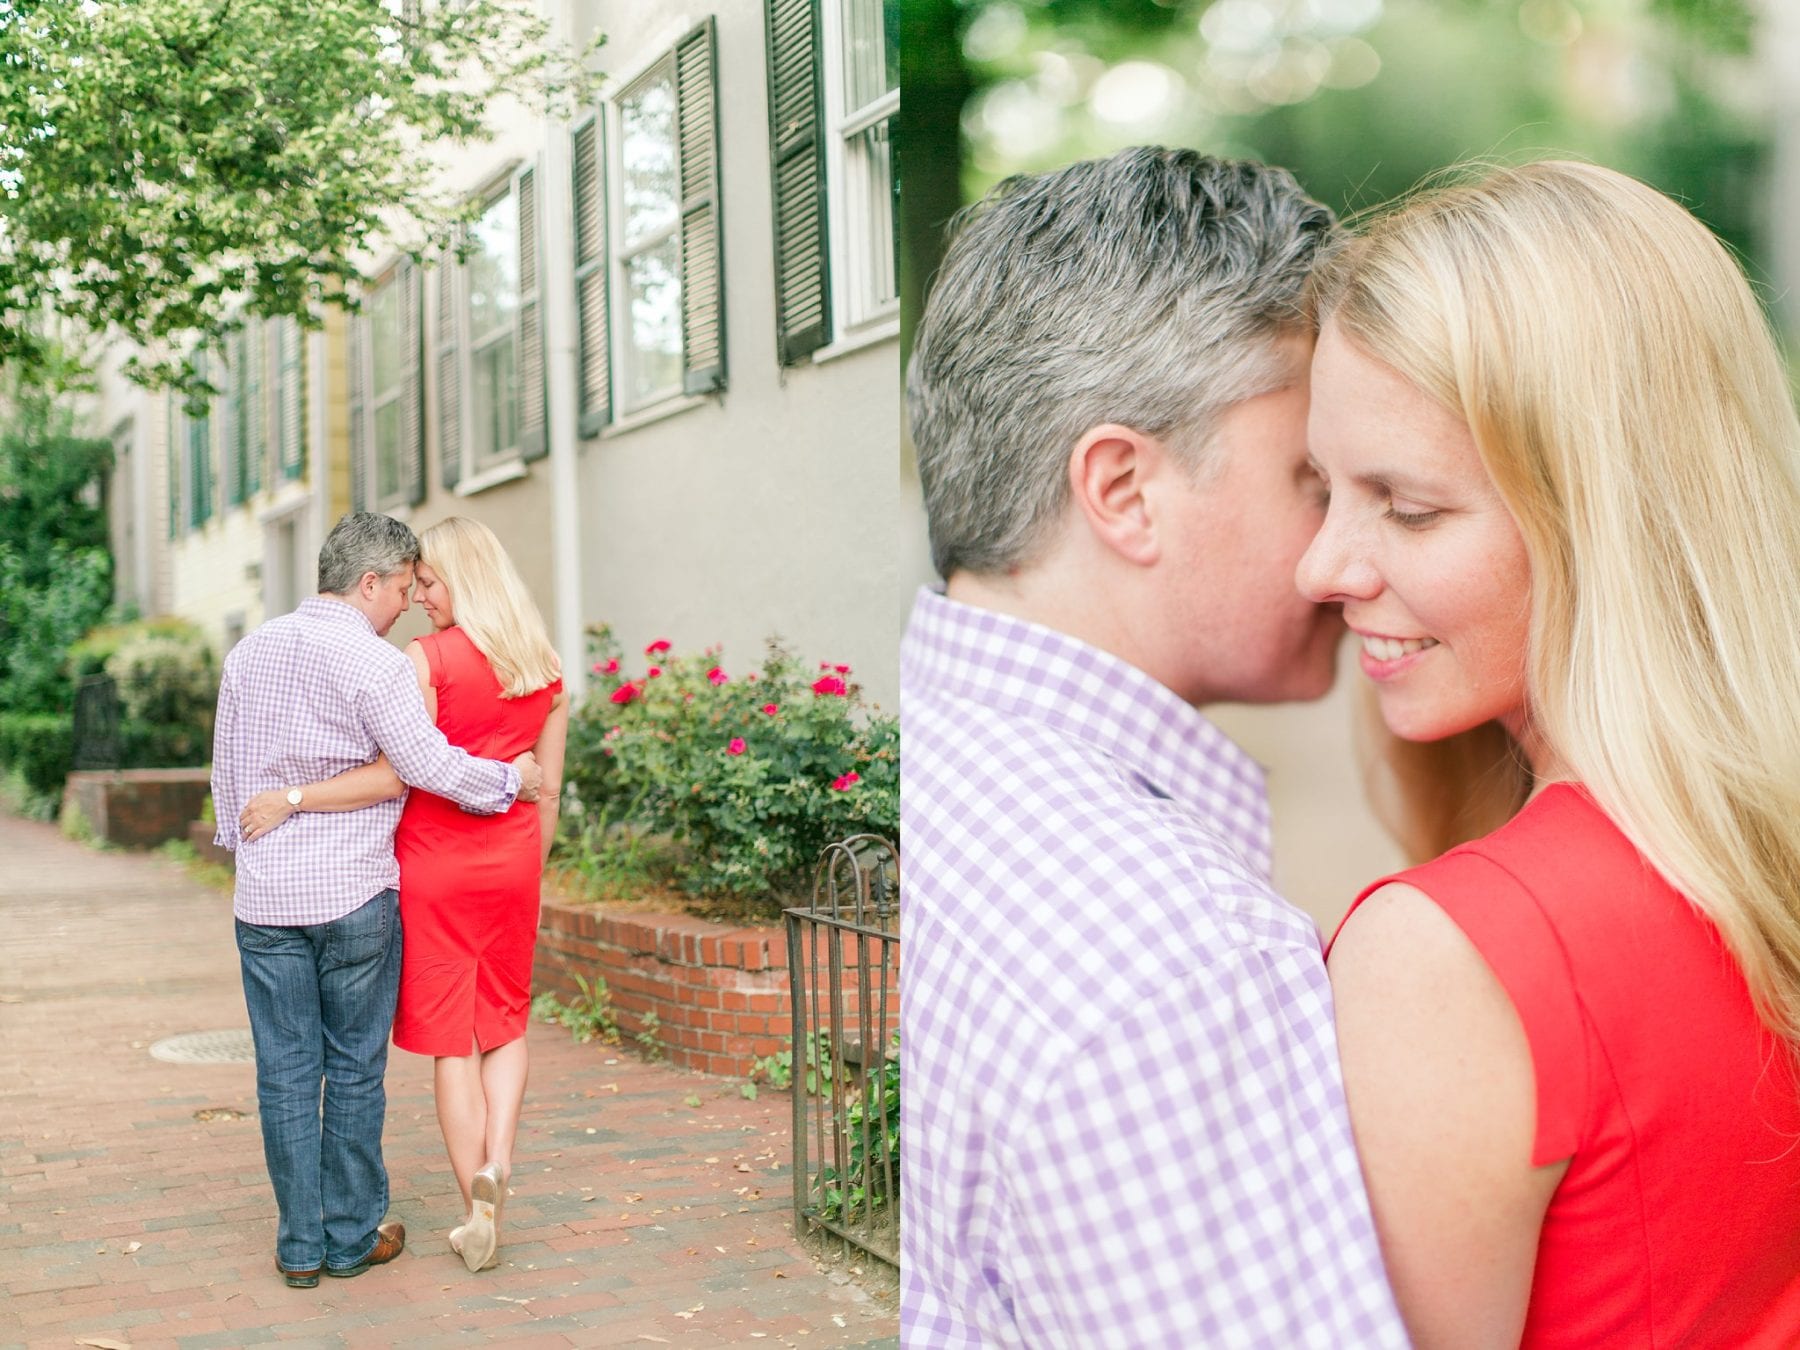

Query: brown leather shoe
[324,1220,406,1278]
[276,1259,321,1289]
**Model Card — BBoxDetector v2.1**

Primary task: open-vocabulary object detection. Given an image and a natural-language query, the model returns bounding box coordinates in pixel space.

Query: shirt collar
[902,587,1273,876]
[299,595,377,636]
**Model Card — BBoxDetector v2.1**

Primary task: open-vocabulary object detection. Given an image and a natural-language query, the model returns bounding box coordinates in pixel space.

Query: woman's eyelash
[1385,505,1441,528]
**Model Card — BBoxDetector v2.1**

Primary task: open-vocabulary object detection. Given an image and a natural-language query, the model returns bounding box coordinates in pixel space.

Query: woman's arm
[534,691,570,866]
[238,754,407,841]
[1328,882,1565,1349]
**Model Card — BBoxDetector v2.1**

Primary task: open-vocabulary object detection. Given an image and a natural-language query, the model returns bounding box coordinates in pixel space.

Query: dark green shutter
[244,318,265,495]
[517,164,549,461]
[437,243,462,488]
[189,352,214,528]
[677,20,726,394]
[572,116,610,438]
[398,261,427,504]
[766,0,829,364]
[348,309,367,512]
[223,333,244,507]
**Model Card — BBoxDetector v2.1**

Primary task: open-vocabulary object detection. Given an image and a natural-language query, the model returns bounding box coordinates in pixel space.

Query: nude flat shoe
[447,1222,497,1272]
[461,1164,506,1274]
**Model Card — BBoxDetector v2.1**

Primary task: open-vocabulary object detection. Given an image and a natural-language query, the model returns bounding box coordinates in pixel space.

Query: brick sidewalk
[0,811,898,1349]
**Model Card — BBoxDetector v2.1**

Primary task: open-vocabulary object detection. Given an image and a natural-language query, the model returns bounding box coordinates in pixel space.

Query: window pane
[845,118,897,319]
[471,333,517,462]
[370,283,400,397]
[621,69,678,244]
[625,235,682,407]
[469,192,519,340]
[841,0,895,114]
[375,400,401,500]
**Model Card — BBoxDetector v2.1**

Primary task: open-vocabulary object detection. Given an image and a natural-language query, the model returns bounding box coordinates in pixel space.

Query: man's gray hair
[317,512,420,595]
[907,146,1336,578]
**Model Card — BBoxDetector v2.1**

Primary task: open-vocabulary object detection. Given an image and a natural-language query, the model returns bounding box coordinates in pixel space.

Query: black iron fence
[69,673,213,770]
[785,834,900,1267]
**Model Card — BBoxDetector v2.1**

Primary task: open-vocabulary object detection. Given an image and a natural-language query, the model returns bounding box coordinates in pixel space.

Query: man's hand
[512,751,543,803]
[240,791,298,843]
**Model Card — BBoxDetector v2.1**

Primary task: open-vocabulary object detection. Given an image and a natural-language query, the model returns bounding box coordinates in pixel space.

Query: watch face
[287,788,303,806]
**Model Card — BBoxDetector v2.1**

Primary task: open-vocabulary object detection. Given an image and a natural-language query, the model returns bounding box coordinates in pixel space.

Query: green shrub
[88,622,218,766]
[69,616,206,679]
[0,711,73,799]
[562,629,898,906]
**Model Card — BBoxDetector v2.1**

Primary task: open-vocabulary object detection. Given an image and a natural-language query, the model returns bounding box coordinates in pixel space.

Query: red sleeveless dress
[1332,782,1800,1346]
[392,626,560,1056]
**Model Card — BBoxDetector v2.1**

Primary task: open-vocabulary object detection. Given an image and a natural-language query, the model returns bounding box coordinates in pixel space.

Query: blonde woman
[1296,161,1800,1346]
[242,517,567,1275]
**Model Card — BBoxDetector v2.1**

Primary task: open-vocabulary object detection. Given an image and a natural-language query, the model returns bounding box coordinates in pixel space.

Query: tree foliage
[0,0,597,397]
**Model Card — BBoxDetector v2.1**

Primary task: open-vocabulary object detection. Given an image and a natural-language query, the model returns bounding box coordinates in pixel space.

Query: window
[223,319,266,508]
[273,318,306,482]
[349,263,423,511]
[767,0,898,362]
[571,20,724,437]
[618,63,683,410]
[437,168,546,484]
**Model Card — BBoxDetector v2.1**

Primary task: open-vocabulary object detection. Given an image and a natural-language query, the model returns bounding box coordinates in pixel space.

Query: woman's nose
[1296,510,1380,604]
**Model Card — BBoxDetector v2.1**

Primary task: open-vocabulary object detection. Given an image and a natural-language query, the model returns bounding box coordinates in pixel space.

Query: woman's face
[413,561,455,631]
[1296,320,1533,745]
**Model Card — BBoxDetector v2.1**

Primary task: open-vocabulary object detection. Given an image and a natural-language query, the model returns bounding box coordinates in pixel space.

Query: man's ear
[1067,423,1166,567]
[358,571,382,600]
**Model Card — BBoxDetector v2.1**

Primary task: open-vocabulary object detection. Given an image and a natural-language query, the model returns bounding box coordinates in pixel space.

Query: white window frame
[459,182,524,472]
[609,54,686,417]
[820,0,899,340]
[364,271,409,507]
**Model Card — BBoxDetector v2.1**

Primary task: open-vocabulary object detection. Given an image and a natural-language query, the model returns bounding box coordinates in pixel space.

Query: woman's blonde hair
[1317,160,1800,1050]
[417,516,560,698]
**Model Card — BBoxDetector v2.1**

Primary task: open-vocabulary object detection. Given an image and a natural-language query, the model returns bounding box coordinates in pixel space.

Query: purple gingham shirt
[900,588,1406,1349]
[212,597,519,925]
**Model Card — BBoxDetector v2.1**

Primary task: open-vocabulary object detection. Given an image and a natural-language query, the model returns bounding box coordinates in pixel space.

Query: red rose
[707,667,729,686]
[830,771,861,791]
[727,738,747,756]
[610,682,641,706]
[834,664,851,674]
[811,676,847,697]
[647,666,662,679]
[761,702,779,715]
[602,657,621,674]
[646,639,672,655]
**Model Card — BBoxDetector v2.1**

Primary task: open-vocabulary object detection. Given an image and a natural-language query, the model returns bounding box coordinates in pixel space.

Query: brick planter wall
[535,897,901,1080]
[535,898,793,1078]
[62,769,213,849]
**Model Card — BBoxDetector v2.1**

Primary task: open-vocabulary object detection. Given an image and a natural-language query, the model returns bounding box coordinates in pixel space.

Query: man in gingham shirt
[212,513,540,1286]
[901,149,1408,1346]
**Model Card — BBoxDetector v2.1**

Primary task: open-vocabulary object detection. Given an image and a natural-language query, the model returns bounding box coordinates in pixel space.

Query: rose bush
[561,628,898,907]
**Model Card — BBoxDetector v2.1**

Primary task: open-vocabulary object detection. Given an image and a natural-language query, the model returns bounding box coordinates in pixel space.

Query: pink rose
[811,676,847,697]
[610,682,641,706]
[646,639,672,655]
[830,771,861,792]
[762,703,779,715]
[727,738,747,756]
[706,667,729,685]
[834,664,851,675]
[602,657,621,674]
[647,666,662,679]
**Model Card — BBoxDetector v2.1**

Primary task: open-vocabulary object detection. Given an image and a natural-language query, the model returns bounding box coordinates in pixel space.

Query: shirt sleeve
[210,660,241,851]
[999,946,1408,1349]
[356,656,519,814]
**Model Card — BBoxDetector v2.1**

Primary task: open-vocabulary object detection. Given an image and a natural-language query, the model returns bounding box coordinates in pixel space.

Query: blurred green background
[899,0,1782,357]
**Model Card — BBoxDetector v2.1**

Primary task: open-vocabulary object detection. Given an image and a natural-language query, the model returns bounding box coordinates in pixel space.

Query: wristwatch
[286,787,304,807]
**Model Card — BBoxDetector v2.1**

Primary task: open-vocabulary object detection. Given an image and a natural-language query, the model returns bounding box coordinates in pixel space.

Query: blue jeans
[236,889,401,1272]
